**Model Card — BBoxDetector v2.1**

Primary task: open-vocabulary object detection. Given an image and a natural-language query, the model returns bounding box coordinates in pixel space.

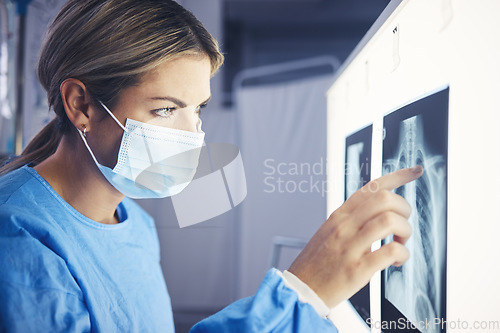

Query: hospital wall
[326,0,500,332]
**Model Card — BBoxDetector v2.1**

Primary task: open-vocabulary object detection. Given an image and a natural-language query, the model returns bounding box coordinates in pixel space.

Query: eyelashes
[153,107,175,118]
[154,104,208,118]
[196,103,208,114]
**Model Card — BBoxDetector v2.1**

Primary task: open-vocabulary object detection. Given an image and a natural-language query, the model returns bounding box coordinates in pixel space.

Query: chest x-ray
[345,125,372,199]
[345,125,372,325]
[382,87,448,333]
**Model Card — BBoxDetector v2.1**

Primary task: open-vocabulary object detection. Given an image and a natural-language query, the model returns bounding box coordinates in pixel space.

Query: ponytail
[0,118,62,176]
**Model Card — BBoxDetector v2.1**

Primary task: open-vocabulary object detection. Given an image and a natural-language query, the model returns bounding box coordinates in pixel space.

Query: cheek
[89,118,124,168]
[107,134,123,168]
[170,113,199,132]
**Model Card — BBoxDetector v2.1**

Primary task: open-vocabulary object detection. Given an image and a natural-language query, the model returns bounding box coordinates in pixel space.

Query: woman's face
[88,55,212,169]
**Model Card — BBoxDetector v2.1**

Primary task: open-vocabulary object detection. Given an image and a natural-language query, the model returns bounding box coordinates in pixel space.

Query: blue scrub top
[0,166,337,332]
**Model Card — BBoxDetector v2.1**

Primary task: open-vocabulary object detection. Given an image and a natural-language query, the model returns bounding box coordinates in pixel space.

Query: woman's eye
[196,103,208,115]
[154,107,175,117]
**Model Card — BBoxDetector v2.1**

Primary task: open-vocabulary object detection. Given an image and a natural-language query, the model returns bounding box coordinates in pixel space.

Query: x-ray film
[345,124,372,325]
[381,87,448,333]
[345,125,372,199]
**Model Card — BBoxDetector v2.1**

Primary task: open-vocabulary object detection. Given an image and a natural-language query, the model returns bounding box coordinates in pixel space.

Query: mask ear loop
[98,100,128,133]
[197,119,203,133]
[78,101,129,171]
[77,124,101,166]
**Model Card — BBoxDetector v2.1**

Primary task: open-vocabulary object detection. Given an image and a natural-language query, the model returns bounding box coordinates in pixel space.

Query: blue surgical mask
[78,101,205,199]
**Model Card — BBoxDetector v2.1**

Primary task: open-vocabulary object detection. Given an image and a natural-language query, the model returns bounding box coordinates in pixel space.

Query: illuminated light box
[326,1,500,332]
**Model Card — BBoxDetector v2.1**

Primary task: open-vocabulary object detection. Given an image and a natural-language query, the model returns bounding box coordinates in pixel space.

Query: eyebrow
[149,96,212,108]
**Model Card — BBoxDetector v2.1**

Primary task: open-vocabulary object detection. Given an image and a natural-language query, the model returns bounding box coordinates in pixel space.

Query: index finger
[364,165,424,192]
[343,166,423,212]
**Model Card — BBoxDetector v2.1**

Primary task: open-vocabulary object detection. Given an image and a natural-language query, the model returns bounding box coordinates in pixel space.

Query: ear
[60,78,95,133]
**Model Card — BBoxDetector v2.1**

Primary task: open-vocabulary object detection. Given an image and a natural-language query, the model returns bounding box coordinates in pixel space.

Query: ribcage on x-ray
[414,151,438,324]
[384,115,446,333]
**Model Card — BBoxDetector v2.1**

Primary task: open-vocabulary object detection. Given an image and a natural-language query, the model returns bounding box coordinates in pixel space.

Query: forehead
[137,55,212,103]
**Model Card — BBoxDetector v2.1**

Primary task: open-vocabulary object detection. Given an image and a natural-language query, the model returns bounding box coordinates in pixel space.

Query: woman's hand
[288,166,423,308]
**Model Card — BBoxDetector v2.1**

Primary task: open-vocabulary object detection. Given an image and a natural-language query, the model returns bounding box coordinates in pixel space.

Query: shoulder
[0,222,89,331]
[0,169,83,296]
[0,167,65,267]
[0,166,59,234]
[0,166,39,205]
[0,226,81,291]
[0,206,83,301]
[0,166,46,233]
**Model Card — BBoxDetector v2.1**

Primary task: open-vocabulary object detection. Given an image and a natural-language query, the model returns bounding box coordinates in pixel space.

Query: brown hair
[0,0,223,175]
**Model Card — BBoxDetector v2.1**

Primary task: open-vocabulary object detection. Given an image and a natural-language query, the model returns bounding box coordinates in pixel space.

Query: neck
[34,134,124,225]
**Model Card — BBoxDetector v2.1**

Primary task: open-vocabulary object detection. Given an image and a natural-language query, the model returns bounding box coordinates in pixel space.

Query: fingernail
[410,165,423,174]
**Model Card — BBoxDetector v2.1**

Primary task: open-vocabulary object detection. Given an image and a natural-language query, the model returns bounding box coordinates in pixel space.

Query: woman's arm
[190,167,422,332]
[289,166,422,308]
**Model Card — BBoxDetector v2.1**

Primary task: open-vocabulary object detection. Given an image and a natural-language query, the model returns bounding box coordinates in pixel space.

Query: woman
[0,0,422,332]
